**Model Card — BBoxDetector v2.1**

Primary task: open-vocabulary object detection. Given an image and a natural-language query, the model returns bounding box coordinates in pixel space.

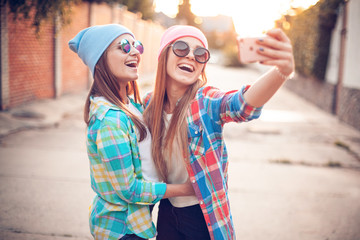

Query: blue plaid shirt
[145,85,262,240]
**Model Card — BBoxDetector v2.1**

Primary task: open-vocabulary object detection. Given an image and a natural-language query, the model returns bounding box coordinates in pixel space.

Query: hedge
[283,0,344,80]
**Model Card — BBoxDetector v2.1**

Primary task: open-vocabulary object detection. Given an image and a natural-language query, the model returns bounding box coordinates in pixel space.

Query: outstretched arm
[243,28,295,107]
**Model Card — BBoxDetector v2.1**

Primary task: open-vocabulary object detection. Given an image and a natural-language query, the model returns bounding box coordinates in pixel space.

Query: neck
[165,81,188,114]
[119,83,129,104]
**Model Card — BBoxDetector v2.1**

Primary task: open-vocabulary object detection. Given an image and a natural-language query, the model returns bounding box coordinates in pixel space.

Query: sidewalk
[0,73,153,139]
[0,91,87,139]
[0,64,359,240]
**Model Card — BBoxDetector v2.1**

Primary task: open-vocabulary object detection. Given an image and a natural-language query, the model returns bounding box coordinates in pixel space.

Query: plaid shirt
[87,96,166,240]
[145,85,262,240]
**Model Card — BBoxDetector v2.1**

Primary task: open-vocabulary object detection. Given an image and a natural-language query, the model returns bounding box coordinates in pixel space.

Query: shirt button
[195,130,198,134]
[200,201,204,205]
[192,179,195,183]
[207,223,210,226]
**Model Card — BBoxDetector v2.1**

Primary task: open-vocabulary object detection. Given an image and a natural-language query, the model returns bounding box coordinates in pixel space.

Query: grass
[334,140,350,151]
[269,158,343,168]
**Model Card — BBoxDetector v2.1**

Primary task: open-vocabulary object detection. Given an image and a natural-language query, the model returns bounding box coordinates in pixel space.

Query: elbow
[118,184,138,203]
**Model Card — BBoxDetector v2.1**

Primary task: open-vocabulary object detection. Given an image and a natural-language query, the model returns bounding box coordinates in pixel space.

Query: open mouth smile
[125,60,138,68]
[178,63,194,73]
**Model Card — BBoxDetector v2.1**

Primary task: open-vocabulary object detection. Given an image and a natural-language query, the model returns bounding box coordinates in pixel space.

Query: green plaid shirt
[87,96,166,240]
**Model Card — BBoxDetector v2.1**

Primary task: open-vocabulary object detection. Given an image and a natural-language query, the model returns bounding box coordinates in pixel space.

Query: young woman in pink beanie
[69,24,195,240]
[143,25,294,240]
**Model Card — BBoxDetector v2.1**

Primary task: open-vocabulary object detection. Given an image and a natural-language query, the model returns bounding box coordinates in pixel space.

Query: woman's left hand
[257,28,295,77]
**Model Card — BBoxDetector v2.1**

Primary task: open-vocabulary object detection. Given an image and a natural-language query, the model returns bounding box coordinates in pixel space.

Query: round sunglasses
[119,39,144,54]
[171,40,210,63]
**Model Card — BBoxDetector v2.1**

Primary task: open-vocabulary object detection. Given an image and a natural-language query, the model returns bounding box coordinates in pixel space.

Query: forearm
[163,183,195,199]
[243,67,287,108]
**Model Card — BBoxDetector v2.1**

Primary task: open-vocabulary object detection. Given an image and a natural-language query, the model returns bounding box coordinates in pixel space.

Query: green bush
[283,0,344,80]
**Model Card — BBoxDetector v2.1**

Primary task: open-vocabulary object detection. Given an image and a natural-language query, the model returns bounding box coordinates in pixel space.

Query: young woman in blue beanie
[69,24,195,240]
[143,26,294,240]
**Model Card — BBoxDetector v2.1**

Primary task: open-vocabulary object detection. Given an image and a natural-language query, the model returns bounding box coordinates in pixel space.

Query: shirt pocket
[188,123,205,157]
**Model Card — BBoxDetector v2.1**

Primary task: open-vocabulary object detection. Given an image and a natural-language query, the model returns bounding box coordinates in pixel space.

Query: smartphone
[237,37,272,64]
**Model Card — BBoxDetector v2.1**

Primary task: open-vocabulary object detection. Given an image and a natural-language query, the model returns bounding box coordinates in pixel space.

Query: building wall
[61,3,91,95]
[0,2,164,109]
[285,1,360,130]
[326,0,360,89]
[7,9,54,107]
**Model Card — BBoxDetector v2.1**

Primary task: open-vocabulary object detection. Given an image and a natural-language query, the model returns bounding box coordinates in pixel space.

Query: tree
[118,0,154,20]
[0,0,155,33]
[0,0,76,33]
[176,0,197,26]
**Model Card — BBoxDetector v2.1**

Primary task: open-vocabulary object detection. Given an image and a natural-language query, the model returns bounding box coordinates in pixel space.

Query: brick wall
[61,3,90,95]
[1,2,164,109]
[7,10,54,107]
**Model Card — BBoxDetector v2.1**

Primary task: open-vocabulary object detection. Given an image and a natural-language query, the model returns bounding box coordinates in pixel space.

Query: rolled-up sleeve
[96,121,166,204]
[201,85,262,125]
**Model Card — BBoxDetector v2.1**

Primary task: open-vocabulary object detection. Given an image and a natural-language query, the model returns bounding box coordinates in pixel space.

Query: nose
[186,50,196,61]
[129,46,140,56]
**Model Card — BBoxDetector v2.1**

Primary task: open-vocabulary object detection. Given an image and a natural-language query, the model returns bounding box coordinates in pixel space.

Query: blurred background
[0,0,359,130]
[1,1,360,240]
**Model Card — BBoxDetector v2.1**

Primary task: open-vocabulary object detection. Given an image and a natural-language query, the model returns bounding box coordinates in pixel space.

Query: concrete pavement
[0,64,359,240]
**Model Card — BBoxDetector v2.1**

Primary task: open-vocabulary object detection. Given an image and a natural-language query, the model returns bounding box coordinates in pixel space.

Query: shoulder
[143,91,153,108]
[100,109,130,131]
[194,85,226,101]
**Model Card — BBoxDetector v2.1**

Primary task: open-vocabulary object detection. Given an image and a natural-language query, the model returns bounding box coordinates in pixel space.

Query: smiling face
[166,37,206,91]
[106,34,141,87]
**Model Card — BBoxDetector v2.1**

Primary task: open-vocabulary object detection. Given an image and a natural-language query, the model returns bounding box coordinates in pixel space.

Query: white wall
[325,0,360,89]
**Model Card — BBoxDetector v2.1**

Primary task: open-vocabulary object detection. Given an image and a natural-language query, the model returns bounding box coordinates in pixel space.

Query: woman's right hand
[257,28,295,77]
[182,178,196,196]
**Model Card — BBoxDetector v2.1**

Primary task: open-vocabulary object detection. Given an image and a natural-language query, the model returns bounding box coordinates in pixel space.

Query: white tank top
[127,102,160,182]
[164,113,198,208]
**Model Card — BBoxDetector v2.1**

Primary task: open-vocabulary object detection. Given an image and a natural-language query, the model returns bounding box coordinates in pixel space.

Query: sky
[154,0,320,36]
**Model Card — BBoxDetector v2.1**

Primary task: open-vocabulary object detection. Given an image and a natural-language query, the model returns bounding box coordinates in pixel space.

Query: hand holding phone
[237,37,272,64]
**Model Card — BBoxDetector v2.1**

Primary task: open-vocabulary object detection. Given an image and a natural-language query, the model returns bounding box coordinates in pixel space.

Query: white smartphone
[237,37,272,64]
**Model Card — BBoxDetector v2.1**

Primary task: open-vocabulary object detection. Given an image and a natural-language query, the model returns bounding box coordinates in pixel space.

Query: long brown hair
[84,48,147,141]
[143,45,207,182]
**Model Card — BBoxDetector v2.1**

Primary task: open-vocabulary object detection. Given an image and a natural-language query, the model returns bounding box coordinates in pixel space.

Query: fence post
[54,15,62,98]
[0,4,9,110]
[334,1,348,115]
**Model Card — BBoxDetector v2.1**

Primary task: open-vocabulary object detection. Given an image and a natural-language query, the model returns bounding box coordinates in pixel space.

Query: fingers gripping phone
[237,37,272,64]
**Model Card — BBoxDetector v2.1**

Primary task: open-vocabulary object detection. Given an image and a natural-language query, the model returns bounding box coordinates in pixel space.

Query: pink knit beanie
[158,25,208,59]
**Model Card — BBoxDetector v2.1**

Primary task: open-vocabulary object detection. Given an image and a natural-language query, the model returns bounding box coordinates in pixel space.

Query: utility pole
[334,0,348,115]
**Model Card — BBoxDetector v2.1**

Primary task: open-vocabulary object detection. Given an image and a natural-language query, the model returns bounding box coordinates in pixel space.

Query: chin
[126,74,139,82]
[179,78,197,86]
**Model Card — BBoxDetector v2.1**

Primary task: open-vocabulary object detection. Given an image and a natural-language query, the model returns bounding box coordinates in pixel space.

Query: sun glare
[154,0,320,36]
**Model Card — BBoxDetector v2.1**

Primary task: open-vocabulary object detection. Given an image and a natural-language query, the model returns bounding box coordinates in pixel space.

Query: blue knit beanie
[68,24,134,76]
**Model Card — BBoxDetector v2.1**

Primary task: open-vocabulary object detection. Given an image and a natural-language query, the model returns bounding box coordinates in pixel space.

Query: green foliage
[1,0,76,33]
[222,41,244,67]
[283,0,344,80]
[221,31,244,67]
[117,0,154,20]
[176,0,197,27]
[1,0,155,34]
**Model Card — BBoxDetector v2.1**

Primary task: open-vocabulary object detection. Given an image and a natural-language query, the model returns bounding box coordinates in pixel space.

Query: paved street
[0,64,359,240]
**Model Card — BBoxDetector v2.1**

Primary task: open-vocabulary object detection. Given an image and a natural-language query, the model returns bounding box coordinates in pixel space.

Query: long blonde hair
[143,45,207,182]
[84,48,147,141]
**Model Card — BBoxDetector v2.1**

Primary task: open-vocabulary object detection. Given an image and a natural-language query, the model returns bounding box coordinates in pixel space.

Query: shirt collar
[89,96,141,121]
[89,96,120,121]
